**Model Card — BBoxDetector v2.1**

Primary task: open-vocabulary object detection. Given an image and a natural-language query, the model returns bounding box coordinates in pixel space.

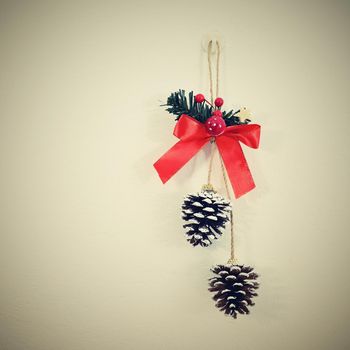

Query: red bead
[205,115,226,136]
[214,97,224,107]
[212,110,222,117]
[195,94,205,103]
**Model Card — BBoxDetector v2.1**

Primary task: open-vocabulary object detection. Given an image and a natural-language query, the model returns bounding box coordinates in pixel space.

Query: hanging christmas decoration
[154,90,260,199]
[182,184,231,247]
[153,40,262,319]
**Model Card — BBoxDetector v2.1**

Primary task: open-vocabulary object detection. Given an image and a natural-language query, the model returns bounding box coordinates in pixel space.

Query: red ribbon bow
[153,114,261,198]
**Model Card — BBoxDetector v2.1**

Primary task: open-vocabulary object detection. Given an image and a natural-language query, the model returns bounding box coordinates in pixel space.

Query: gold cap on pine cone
[201,183,217,192]
[227,257,238,265]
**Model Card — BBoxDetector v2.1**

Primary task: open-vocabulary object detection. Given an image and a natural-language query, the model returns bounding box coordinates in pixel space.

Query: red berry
[205,115,226,136]
[214,97,224,107]
[195,94,205,103]
[212,110,223,117]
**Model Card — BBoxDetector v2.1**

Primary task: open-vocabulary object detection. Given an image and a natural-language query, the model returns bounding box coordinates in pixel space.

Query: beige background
[1,0,350,349]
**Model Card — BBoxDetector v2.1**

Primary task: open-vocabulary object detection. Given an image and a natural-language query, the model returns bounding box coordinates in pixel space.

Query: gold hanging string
[206,40,236,265]
[207,40,214,105]
[207,40,220,105]
[206,40,220,185]
[215,40,220,99]
[219,156,236,265]
[207,139,216,185]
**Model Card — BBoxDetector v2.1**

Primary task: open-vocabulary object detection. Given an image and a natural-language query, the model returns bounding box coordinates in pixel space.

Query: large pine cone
[209,264,259,318]
[182,189,231,247]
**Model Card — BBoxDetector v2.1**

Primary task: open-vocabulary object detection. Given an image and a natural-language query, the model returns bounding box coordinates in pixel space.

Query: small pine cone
[182,189,231,247]
[208,264,259,318]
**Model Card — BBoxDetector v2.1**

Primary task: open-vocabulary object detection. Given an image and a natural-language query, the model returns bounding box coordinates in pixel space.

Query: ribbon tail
[154,138,209,184]
[216,136,256,198]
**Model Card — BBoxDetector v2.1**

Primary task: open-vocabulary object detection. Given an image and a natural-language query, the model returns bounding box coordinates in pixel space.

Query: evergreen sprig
[162,90,212,123]
[162,90,251,126]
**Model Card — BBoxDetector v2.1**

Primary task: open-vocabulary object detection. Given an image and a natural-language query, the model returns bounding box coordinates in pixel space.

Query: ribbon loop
[224,124,260,149]
[174,114,210,141]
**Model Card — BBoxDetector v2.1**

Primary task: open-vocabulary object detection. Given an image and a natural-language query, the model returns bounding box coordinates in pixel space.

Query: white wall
[1,1,349,349]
